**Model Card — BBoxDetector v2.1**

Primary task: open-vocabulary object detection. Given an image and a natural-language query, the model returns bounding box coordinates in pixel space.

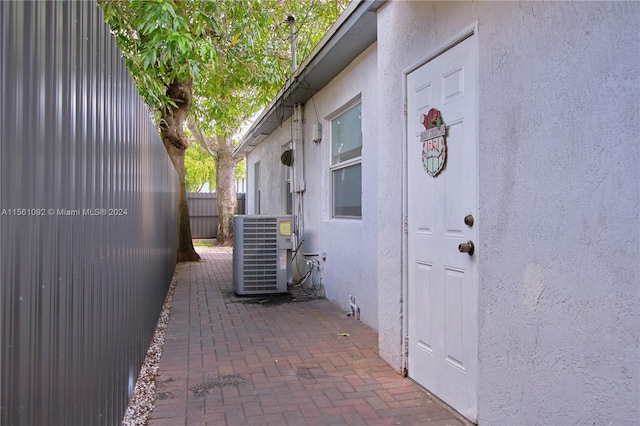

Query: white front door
[406,34,478,422]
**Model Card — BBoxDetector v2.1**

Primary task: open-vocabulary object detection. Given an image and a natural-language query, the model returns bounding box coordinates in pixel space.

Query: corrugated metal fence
[0,2,178,425]
[188,193,246,238]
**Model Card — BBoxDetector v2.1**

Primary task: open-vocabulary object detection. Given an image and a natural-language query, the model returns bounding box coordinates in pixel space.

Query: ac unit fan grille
[241,217,278,292]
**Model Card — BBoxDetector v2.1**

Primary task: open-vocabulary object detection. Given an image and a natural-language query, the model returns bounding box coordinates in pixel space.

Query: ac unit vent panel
[233,215,292,295]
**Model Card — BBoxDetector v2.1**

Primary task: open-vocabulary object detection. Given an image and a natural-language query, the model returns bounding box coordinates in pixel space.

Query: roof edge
[234,0,385,159]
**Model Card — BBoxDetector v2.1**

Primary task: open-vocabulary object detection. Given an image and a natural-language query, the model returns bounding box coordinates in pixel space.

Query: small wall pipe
[348,294,360,320]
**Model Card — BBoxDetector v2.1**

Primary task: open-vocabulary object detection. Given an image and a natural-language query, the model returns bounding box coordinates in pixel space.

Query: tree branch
[187,115,218,157]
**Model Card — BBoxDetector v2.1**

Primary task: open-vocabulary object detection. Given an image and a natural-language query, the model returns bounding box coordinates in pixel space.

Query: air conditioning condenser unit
[233,215,293,295]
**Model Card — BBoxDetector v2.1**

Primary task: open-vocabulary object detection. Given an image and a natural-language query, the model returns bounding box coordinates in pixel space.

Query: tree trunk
[215,135,237,246]
[159,80,200,262]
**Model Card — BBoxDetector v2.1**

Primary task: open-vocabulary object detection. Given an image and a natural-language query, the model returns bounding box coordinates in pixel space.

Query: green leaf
[98,0,350,132]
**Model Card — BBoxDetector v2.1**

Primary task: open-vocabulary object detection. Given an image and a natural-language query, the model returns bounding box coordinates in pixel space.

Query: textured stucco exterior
[245,44,380,329]
[376,1,639,424]
[241,1,638,423]
[245,122,291,216]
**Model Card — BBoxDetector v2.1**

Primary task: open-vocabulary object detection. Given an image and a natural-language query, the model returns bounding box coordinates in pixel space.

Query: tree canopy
[101,0,348,133]
[185,144,245,193]
[99,0,349,252]
[185,143,215,192]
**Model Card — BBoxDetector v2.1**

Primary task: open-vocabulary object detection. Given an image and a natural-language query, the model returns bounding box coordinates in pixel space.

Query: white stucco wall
[377,1,639,424]
[246,123,292,216]
[245,44,380,330]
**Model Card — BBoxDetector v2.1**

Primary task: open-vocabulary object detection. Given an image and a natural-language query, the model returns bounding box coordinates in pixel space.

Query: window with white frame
[330,101,362,218]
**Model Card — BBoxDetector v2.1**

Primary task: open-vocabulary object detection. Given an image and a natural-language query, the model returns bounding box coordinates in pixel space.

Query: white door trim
[402,22,479,76]
[401,19,480,412]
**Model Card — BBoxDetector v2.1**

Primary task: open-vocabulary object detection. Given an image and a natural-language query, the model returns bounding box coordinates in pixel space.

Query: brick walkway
[149,250,467,426]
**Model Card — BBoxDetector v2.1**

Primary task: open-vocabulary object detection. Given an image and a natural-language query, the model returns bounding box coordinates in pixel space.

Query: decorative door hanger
[420,108,447,177]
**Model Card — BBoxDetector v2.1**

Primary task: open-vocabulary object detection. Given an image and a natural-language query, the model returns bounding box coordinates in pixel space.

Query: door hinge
[403,216,408,234]
[403,100,408,117]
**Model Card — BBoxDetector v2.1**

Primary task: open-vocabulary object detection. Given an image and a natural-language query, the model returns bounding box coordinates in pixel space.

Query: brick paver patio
[148,249,467,425]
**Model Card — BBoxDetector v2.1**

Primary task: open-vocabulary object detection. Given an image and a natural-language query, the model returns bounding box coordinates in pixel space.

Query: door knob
[464,214,474,227]
[458,240,475,256]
